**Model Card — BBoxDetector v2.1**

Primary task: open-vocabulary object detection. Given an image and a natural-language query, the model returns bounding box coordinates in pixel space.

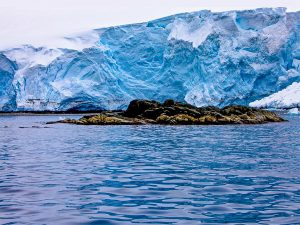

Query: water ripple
[0,114,299,224]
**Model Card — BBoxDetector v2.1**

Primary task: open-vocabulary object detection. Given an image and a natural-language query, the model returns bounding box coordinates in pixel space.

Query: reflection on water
[0,115,300,224]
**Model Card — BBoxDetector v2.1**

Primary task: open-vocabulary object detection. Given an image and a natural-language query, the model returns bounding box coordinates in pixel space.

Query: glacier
[0,8,300,111]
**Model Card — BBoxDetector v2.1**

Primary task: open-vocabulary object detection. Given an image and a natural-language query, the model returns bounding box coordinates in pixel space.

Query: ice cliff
[0,8,299,111]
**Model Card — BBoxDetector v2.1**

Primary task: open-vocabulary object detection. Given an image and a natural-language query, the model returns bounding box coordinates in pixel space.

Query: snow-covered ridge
[250,82,300,109]
[3,31,100,67]
[4,46,63,68]
[0,8,300,111]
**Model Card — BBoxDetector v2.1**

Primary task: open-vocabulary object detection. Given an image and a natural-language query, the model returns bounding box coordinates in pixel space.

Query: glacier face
[0,8,300,111]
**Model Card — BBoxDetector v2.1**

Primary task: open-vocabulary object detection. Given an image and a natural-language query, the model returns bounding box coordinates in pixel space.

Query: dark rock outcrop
[48,99,285,125]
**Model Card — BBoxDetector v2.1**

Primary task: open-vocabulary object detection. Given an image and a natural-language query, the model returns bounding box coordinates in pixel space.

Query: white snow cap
[1,0,299,50]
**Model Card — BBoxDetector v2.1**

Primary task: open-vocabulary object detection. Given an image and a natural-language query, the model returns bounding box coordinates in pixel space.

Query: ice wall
[0,8,299,111]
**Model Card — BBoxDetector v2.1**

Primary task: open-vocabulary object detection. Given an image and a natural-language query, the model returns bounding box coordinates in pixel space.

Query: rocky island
[48,99,285,125]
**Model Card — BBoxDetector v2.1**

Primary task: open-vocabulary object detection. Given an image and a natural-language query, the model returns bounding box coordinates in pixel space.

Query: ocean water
[0,114,299,225]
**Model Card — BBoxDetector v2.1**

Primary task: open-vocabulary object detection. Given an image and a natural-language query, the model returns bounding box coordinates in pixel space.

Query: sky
[0,0,299,49]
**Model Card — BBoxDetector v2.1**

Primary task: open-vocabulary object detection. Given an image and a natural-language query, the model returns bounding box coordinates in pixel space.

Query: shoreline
[0,110,121,116]
[0,109,293,116]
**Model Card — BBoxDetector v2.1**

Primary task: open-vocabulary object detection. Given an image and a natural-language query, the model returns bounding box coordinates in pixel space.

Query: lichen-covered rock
[49,99,285,125]
[78,114,140,125]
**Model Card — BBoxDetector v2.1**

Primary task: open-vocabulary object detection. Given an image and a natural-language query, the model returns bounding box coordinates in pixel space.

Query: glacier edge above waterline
[0,8,299,111]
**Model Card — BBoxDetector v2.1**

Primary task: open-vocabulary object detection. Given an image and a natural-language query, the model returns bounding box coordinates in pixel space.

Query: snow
[250,82,300,108]
[50,31,100,51]
[4,46,63,68]
[2,31,99,70]
[288,108,300,114]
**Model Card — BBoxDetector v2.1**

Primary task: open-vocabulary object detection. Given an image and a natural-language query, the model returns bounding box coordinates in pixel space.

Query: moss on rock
[49,99,285,125]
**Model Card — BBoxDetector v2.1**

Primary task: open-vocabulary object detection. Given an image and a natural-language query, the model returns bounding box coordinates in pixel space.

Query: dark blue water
[0,114,299,225]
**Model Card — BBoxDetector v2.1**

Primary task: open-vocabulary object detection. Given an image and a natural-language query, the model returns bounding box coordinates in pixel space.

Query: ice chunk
[288,108,300,114]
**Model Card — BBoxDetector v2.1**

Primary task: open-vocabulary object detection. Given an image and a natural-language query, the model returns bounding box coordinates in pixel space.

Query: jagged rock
[49,99,285,125]
[163,99,175,106]
[125,100,161,117]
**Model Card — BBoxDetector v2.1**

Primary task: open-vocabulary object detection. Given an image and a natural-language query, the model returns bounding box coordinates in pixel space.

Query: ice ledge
[250,82,300,109]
